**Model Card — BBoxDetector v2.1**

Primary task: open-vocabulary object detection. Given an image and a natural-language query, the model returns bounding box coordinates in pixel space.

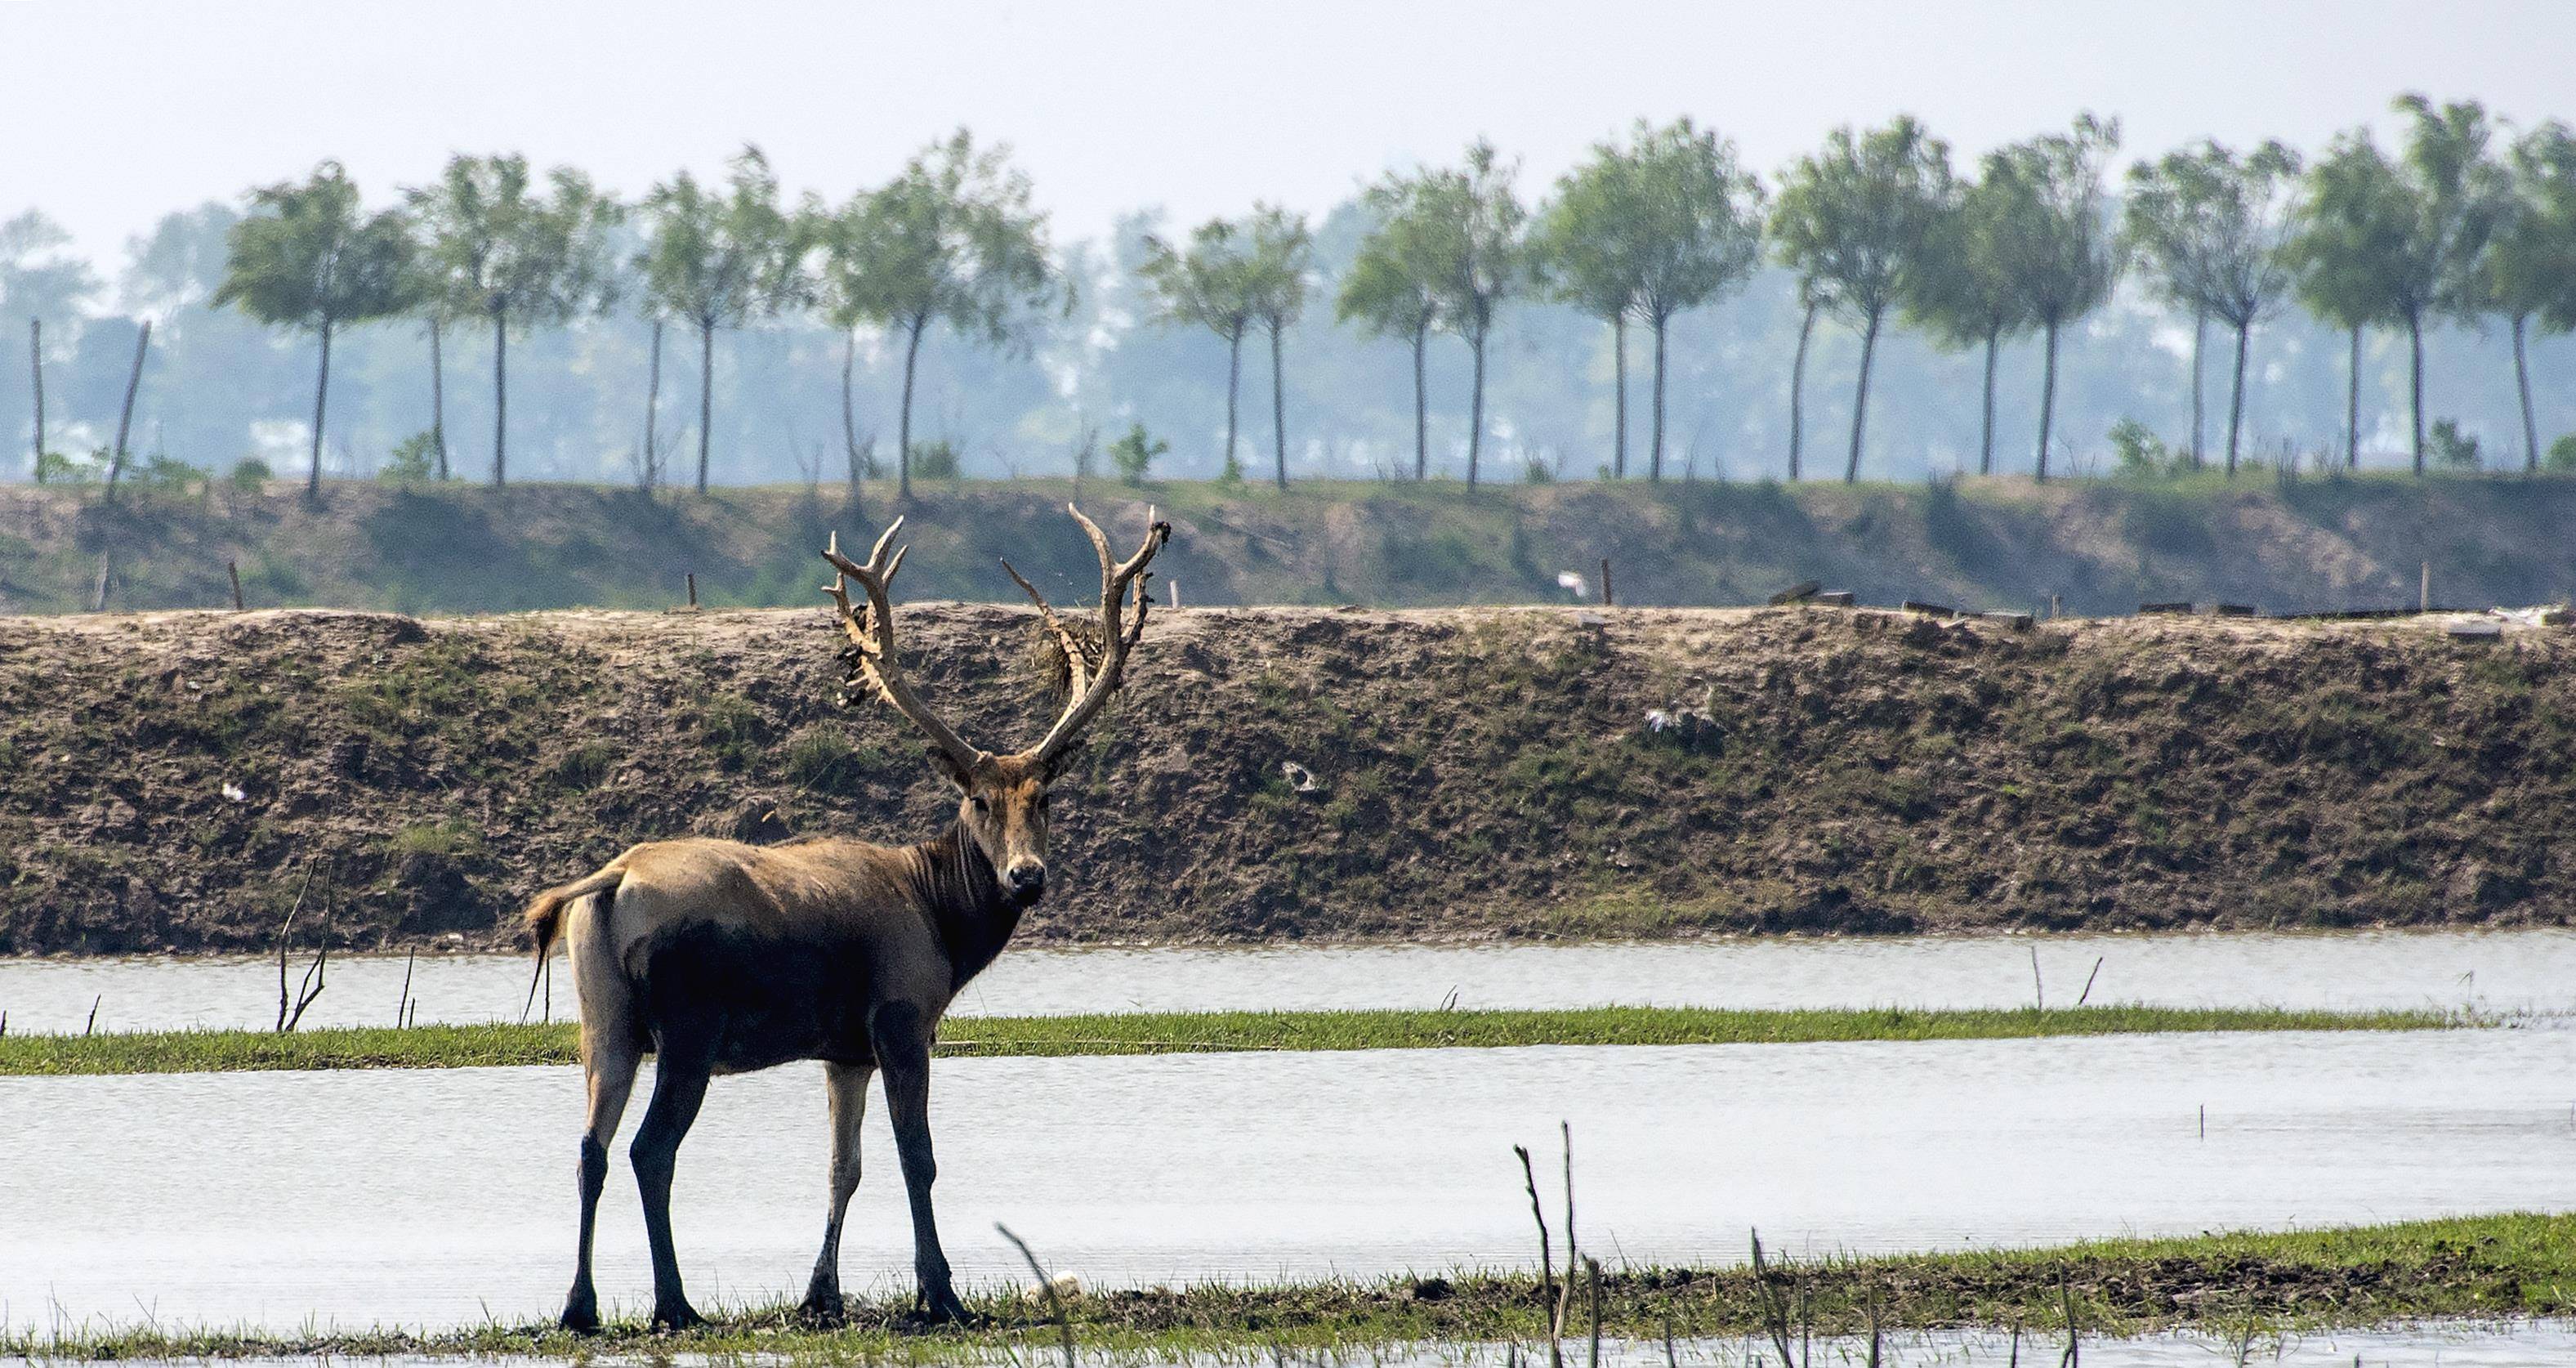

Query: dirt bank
[5,473,2575,617]
[1,601,2569,954]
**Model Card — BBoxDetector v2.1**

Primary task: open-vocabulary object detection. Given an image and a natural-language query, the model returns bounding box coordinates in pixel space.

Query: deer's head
[822,506,1170,907]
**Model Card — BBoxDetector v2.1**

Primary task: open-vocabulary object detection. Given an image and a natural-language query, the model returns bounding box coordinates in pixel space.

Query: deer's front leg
[802,1060,876,1324]
[871,1001,968,1324]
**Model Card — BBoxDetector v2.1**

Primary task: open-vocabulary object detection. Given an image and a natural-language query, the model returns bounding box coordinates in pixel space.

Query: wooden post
[1168,579,1181,610]
[104,320,151,497]
[1600,557,1614,607]
[686,571,698,610]
[91,551,110,612]
[229,558,246,611]
[26,319,42,481]
[2420,561,2431,614]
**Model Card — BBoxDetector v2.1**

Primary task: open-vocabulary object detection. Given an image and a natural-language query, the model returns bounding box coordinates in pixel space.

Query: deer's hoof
[650,1299,705,1334]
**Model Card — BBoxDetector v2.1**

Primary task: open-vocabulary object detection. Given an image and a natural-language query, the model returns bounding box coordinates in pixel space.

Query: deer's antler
[1011,504,1171,771]
[820,517,986,775]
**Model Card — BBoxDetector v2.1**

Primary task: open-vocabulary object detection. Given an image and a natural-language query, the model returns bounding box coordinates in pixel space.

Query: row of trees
[1138,94,2574,486]
[25,95,2576,495]
[199,132,1056,501]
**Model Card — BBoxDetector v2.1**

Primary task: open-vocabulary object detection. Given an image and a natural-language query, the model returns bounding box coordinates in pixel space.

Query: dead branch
[1514,1144,1564,1368]
[273,861,328,1034]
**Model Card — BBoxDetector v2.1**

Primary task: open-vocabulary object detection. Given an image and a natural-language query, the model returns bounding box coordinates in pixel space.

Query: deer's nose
[1007,861,1046,901]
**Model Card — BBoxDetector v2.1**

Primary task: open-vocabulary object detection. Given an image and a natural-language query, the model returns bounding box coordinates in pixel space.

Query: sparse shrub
[1107,422,1167,486]
[2547,433,2576,473]
[2109,418,2175,476]
[229,457,274,493]
[908,439,961,481]
[1522,455,1554,484]
[380,431,438,485]
[2430,418,2481,471]
[698,693,766,769]
[137,454,199,494]
[35,449,97,484]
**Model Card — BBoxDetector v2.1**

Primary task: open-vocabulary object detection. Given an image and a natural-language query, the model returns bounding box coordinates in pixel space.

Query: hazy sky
[10,0,2576,271]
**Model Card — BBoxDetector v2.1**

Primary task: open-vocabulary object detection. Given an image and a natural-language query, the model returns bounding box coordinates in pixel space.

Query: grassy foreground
[0,1003,2467,1076]
[11,1213,2570,1361]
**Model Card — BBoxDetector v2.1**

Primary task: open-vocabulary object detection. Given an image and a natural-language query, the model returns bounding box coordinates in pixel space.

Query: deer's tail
[521,865,625,1010]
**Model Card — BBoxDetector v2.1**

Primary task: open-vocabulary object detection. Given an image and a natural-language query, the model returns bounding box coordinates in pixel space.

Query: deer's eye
[970,795,989,814]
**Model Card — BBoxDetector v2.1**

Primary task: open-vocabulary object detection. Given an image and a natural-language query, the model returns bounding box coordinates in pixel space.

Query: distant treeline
[4,95,2573,494]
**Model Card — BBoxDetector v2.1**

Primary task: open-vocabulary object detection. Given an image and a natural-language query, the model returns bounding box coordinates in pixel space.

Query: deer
[519,505,1168,1334]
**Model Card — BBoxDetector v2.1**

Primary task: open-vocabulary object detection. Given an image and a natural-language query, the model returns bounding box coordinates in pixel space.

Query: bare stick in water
[2075,956,2104,1007]
[1514,1144,1564,1368]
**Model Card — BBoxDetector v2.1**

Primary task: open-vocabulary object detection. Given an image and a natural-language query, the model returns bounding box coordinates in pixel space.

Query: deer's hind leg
[801,1060,877,1323]
[561,892,641,1334]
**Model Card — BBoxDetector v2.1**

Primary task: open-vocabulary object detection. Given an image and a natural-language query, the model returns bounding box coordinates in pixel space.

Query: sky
[8,0,2576,270]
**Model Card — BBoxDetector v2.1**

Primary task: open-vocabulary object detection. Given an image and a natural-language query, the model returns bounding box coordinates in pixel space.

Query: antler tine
[819,522,984,773]
[1002,558,1097,700]
[1023,504,1172,770]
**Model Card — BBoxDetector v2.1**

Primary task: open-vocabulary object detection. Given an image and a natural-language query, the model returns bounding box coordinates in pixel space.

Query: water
[7,1029,2574,1334]
[5,928,2574,1035]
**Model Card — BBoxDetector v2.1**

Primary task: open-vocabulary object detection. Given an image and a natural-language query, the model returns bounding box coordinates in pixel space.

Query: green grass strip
[0,1003,2467,1077]
[6,1212,2569,1361]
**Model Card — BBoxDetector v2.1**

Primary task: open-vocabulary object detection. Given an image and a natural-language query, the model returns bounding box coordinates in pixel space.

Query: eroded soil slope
[1,604,2569,953]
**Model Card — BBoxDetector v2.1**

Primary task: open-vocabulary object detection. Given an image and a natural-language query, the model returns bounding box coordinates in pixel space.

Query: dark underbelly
[634,920,878,1072]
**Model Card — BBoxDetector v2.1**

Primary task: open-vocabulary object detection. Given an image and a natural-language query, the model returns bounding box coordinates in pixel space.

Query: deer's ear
[927,746,971,790]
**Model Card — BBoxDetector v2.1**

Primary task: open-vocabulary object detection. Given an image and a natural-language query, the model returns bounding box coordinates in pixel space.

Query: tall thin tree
[406,154,621,486]
[1996,114,2123,481]
[214,161,415,499]
[1245,205,1311,490]
[2125,140,2305,475]
[2471,120,2576,472]
[1140,219,1257,481]
[636,145,803,494]
[833,131,1059,498]
[1772,116,1955,483]
[1340,177,1447,480]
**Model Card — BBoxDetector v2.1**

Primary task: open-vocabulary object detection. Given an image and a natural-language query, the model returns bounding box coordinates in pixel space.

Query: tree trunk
[28,319,43,483]
[842,327,863,494]
[1845,309,1881,484]
[308,319,334,500]
[1411,321,1428,481]
[642,319,663,490]
[695,319,715,494]
[897,315,925,500]
[1788,302,1816,481]
[2406,309,2425,476]
[2345,324,2361,469]
[1978,324,1999,476]
[1222,325,1242,479]
[1269,320,1288,490]
[1467,330,1488,488]
[105,320,150,498]
[492,311,509,487]
[2189,307,2206,471]
[2035,315,2060,482]
[1610,312,1627,479]
[2513,314,2538,473]
[2225,319,2250,476]
[429,318,448,480]
[1650,313,1670,482]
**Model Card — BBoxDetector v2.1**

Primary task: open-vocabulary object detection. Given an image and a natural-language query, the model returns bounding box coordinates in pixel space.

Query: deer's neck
[914,820,1021,991]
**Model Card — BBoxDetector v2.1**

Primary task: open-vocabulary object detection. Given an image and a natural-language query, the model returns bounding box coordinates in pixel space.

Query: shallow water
[5,928,2573,1035]
[7,1029,2574,1334]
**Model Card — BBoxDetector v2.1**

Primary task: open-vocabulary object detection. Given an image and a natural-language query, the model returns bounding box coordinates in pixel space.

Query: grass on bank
[0,1002,2470,1076]
[10,1212,2571,1361]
